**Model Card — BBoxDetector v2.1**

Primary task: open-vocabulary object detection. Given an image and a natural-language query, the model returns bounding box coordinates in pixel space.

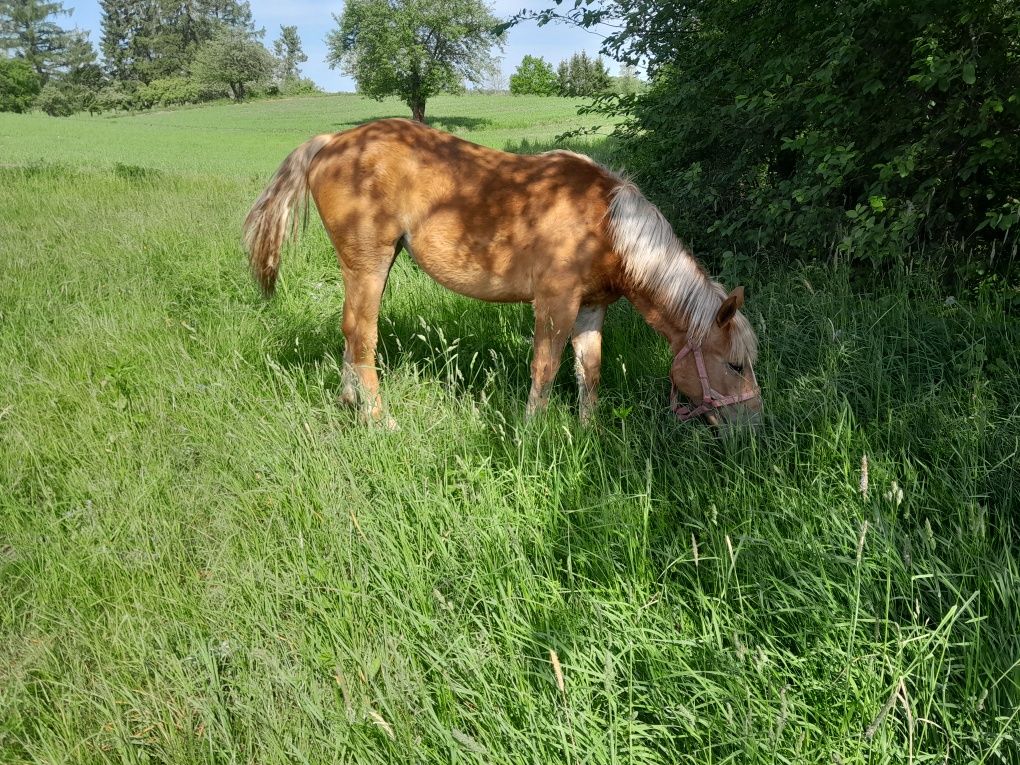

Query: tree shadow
[262,260,530,399]
[332,115,408,130]
[504,135,618,165]
[426,115,494,132]
[260,252,668,418]
[332,115,494,132]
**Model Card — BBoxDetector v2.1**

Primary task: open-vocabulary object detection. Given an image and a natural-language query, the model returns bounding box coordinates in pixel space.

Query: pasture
[1,93,1018,764]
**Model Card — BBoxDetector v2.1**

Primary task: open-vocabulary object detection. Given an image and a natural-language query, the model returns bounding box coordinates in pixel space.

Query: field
[1,93,1018,763]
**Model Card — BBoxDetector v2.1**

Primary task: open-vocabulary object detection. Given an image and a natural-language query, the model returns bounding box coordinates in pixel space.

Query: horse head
[669,286,761,429]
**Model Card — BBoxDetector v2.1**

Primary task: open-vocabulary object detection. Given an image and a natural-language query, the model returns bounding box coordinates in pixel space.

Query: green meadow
[1,93,1018,764]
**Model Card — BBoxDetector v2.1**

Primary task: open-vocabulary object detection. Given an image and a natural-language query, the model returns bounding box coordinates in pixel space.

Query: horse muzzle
[669,342,761,426]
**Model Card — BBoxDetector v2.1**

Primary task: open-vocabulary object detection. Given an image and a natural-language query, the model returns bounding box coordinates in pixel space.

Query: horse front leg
[526,296,581,417]
[571,305,606,423]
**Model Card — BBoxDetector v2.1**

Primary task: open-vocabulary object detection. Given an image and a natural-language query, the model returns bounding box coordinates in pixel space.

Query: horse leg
[526,296,581,417]
[339,341,359,408]
[571,305,606,423]
[339,253,396,423]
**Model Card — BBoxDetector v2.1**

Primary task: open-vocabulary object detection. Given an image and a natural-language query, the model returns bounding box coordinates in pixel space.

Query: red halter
[670,341,760,422]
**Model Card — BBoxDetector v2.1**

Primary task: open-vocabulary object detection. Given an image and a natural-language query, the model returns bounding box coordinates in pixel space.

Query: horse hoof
[361,411,399,431]
[374,415,400,432]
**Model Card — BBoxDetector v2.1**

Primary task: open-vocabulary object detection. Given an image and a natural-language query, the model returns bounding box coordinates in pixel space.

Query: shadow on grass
[504,135,618,164]
[261,251,672,423]
[252,256,1020,731]
[332,115,495,133]
[263,277,546,409]
[427,115,495,132]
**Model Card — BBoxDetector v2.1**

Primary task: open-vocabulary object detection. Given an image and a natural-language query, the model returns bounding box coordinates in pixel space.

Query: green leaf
[962,62,976,85]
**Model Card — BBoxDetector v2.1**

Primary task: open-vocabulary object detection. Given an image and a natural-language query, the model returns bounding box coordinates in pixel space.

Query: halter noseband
[669,341,760,422]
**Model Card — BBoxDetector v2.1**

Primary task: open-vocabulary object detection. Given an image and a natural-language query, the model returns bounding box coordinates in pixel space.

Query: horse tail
[243,134,334,296]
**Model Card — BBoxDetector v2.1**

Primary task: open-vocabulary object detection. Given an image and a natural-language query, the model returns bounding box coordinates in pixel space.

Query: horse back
[308,119,624,304]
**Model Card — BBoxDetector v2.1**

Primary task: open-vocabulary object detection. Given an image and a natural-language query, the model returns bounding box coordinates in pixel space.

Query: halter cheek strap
[670,342,760,422]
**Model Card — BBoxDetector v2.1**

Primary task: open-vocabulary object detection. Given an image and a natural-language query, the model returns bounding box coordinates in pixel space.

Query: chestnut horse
[244,119,760,426]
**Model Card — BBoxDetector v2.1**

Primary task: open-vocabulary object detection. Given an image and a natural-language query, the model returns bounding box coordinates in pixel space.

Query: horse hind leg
[336,238,400,424]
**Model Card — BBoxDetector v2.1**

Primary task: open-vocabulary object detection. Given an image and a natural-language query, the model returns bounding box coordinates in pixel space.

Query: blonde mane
[607,181,758,363]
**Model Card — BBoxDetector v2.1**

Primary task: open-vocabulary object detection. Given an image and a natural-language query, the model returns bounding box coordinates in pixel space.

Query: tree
[556,51,610,97]
[0,0,76,82]
[0,56,40,111]
[56,29,103,112]
[99,0,153,82]
[326,0,504,122]
[510,54,556,95]
[588,54,610,95]
[478,67,507,93]
[612,63,641,95]
[100,0,255,84]
[556,59,567,95]
[1,0,104,115]
[61,29,102,87]
[272,24,306,84]
[192,28,272,100]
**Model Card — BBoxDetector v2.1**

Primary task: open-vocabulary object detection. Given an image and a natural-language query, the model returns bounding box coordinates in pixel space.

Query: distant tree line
[0,0,318,115]
[509,52,640,97]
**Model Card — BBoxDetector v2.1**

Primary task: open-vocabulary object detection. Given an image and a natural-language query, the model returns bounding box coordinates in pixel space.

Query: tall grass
[1,97,1018,764]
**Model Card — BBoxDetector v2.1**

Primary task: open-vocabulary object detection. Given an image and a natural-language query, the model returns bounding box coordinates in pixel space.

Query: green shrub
[94,82,140,111]
[279,77,320,96]
[0,58,42,113]
[247,81,279,99]
[36,82,77,117]
[135,77,226,107]
[574,0,1020,272]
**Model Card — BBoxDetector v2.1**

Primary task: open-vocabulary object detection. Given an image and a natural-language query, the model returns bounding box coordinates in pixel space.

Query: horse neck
[625,285,695,354]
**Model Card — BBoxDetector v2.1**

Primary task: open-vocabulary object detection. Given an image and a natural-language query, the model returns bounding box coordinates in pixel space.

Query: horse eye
[728,362,744,374]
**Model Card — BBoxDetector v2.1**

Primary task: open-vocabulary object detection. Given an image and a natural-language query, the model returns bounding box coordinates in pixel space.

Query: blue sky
[66,0,616,91]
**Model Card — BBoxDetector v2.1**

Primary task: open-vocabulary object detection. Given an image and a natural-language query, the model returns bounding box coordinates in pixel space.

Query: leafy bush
[556,0,1020,271]
[137,77,203,107]
[249,78,321,99]
[281,77,320,95]
[36,82,77,116]
[35,80,105,116]
[0,58,42,113]
[94,82,141,111]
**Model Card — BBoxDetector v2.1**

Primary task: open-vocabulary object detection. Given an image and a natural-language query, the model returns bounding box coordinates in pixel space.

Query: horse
[243,118,760,428]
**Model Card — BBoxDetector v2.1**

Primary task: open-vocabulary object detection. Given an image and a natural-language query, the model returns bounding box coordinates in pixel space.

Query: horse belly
[402,236,531,303]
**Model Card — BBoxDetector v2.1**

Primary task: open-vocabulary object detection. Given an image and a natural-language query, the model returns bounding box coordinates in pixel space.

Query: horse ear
[715,286,745,327]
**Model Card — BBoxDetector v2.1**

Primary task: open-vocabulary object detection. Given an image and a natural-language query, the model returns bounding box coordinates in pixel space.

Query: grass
[1,95,1018,764]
